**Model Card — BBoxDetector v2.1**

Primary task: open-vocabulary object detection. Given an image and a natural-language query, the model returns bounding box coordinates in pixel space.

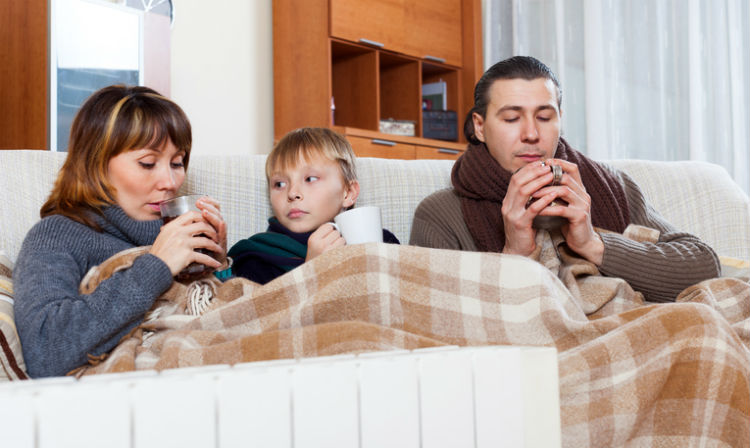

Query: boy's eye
[305,176,319,182]
[537,115,552,122]
[273,181,287,188]
[502,116,519,123]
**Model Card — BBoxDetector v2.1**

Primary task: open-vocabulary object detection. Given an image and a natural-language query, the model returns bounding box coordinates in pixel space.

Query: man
[409,56,720,302]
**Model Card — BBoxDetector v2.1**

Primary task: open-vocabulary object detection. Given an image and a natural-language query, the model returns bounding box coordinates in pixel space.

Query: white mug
[332,206,383,245]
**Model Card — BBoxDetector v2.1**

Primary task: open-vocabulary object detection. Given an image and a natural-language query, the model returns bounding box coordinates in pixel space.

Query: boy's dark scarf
[228,217,401,284]
[451,138,630,253]
[228,217,308,274]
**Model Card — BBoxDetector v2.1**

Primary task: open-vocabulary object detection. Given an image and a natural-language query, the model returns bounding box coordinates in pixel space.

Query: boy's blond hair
[266,127,357,185]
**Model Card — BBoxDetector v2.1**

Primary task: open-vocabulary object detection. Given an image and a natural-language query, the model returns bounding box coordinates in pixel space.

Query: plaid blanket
[75,227,750,447]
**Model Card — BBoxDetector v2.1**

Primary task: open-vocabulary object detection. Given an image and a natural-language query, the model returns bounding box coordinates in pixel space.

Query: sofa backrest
[607,159,750,261]
[1,150,748,262]
[182,155,456,251]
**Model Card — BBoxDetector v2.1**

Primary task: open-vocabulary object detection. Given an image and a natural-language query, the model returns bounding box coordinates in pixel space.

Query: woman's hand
[306,223,345,262]
[195,196,228,264]
[150,209,224,276]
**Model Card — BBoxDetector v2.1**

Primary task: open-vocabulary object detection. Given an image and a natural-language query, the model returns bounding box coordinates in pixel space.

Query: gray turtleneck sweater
[14,207,173,378]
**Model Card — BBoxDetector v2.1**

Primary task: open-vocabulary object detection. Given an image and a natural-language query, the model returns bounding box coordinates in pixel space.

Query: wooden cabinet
[273,0,483,160]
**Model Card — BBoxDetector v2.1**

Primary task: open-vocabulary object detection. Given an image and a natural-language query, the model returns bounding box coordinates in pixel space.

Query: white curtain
[483,0,750,193]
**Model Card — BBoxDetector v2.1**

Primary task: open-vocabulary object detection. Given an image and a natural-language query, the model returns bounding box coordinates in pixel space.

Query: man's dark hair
[464,56,562,144]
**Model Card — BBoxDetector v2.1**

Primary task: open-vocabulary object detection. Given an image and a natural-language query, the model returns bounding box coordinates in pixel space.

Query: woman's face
[107,139,186,221]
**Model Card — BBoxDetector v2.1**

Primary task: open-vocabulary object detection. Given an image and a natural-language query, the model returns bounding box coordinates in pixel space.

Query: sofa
[0,150,749,447]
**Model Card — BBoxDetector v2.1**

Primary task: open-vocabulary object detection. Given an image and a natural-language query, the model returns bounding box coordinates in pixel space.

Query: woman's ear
[342,180,360,208]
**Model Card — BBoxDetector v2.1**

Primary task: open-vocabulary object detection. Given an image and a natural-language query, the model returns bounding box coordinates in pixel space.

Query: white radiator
[0,346,560,448]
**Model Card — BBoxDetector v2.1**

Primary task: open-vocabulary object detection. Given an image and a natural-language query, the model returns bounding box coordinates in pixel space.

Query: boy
[226,127,399,284]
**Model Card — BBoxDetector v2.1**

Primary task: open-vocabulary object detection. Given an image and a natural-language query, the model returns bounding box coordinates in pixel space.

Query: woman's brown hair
[41,85,192,229]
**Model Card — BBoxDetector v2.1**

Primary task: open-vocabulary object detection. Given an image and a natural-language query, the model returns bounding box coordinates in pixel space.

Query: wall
[170,0,274,156]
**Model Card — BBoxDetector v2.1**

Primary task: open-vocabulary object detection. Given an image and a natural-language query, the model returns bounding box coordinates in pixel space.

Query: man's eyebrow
[496,104,556,114]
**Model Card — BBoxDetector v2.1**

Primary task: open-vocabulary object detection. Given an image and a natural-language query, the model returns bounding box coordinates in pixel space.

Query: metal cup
[528,164,568,230]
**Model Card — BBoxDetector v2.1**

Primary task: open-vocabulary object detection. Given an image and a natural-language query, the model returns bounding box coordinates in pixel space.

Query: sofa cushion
[0,250,28,380]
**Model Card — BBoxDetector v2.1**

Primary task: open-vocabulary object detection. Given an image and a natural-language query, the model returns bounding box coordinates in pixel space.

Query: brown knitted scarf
[451,138,630,252]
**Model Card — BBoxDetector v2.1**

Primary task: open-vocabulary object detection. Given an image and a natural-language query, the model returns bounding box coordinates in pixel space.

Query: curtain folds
[484,0,750,193]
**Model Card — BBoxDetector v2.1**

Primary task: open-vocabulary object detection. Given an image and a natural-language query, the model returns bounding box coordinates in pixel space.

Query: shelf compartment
[331,40,378,130]
[421,61,461,142]
[422,62,460,114]
[379,52,421,137]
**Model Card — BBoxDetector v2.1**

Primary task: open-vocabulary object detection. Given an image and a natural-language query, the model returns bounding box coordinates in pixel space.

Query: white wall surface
[170,0,273,156]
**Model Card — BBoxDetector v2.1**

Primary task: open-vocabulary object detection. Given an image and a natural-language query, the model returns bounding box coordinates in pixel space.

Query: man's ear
[342,180,360,208]
[472,112,485,142]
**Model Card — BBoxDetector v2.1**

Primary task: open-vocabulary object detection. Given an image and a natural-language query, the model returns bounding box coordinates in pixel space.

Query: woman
[13,85,228,378]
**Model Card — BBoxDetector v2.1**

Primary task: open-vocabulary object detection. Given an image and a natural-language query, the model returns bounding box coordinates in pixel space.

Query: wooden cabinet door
[331,0,462,67]
[330,0,409,54]
[416,145,463,160]
[348,135,416,159]
[405,0,462,67]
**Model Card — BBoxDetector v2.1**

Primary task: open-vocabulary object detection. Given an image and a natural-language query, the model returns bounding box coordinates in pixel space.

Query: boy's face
[269,152,359,233]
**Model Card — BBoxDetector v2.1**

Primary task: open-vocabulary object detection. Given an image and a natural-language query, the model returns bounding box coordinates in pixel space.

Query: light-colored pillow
[0,251,28,380]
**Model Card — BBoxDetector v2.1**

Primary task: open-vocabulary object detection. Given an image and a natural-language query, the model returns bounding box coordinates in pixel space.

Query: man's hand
[501,161,557,256]
[305,223,346,262]
[533,159,604,265]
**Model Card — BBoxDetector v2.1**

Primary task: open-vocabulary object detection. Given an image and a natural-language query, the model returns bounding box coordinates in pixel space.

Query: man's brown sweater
[409,166,720,303]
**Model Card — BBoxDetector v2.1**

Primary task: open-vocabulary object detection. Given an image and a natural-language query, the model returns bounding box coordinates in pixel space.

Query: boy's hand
[306,223,345,261]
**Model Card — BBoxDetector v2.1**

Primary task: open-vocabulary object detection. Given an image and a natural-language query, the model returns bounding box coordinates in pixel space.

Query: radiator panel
[0,346,560,448]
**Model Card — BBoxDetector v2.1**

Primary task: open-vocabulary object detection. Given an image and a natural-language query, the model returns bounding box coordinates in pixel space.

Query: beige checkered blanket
[75,227,750,447]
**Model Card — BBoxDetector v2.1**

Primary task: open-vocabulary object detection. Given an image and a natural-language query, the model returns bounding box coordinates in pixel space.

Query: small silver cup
[529,164,568,230]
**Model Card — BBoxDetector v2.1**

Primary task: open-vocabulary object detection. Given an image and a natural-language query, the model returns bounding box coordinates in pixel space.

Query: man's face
[472,78,561,173]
